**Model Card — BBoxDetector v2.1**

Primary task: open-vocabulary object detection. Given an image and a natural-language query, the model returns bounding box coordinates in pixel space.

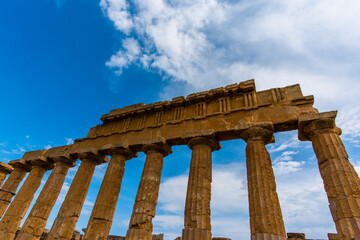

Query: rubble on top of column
[0,162,14,175]
[21,149,53,170]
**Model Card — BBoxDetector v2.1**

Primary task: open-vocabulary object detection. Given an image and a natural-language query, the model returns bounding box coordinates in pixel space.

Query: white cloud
[44,144,52,150]
[25,135,30,139]
[0,142,6,147]
[65,137,74,145]
[102,0,360,138]
[100,0,133,34]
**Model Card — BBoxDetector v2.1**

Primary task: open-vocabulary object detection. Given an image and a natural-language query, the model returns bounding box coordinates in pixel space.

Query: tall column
[238,123,286,240]
[46,149,108,240]
[83,143,137,240]
[0,150,53,240]
[16,145,76,240]
[0,160,31,218]
[0,162,13,187]
[299,111,360,239]
[182,136,220,240]
[126,140,172,240]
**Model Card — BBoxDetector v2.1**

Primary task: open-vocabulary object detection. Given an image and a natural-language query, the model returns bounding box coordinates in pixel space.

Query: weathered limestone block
[46,148,108,240]
[0,162,14,187]
[0,149,53,240]
[287,233,306,239]
[126,139,172,240]
[16,145,76,240]
[0,159,31,218]
[299,111,360,240]
[182,134,221,240]
[84,143,137,240]
[237,123,286,240]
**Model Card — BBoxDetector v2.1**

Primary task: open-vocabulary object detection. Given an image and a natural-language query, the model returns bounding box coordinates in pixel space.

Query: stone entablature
[75,80,315,153]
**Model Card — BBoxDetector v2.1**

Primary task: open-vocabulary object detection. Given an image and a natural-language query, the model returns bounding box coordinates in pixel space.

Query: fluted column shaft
[126,143,171,240]
[0,166,30,218]
[84,151,131,240]
[0,165,48,240]
[240,125,286,240]
[299,112,360,239]
[46,156,103,240]
[182,137,220,240]
[16,161,74,240]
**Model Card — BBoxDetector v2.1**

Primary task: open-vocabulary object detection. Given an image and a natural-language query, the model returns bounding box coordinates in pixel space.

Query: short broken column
[126,139,172,240]
[0,160,31,218]
[238,123,286,240]
[0,162,13,187]
[83,143,137,240]
[299,111,360,239]
[182,133,221,240]
[46,148,108,240]
[16,145,76,240]
[0,150,53,240]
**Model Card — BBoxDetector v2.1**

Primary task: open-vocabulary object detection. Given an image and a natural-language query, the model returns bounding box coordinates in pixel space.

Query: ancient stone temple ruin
[0,79,359,240]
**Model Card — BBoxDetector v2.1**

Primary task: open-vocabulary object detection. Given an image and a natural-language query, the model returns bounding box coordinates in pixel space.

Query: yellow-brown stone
[238,123,286,240]
[182,135,220,240]
[0,160,31,218]
[46,148,108,240]
[84,143,137,240]
[0,149,53,240]
[16,145,76,240]
[126,139,171,240]
[299,111,360,240]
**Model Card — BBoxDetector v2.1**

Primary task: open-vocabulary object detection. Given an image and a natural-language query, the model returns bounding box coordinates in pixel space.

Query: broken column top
[22,149,53,169]
[8,159,32,172]
[0,162,14,174]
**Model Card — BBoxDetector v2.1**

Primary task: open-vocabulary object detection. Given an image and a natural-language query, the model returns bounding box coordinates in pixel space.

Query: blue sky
[1,0,360,239]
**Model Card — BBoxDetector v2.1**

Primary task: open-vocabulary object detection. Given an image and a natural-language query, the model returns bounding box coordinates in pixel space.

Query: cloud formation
[101,0,360,137]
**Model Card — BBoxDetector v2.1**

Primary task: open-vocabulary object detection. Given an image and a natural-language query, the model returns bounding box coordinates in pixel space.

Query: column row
[0,111,358,240]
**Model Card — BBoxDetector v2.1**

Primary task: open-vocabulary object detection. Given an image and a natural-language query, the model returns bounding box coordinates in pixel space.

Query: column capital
[188,137,221,151]
[8,159,31,172]
[46,145,77,167]
[298,111,341,141]
[0,162,13,175]
[236,122,274,144]
[22,149,54,170]
[100,143,138,160]
[141,137,172,157]
[74,148,109,165]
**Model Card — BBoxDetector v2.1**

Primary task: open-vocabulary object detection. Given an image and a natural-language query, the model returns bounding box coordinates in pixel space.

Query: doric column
[16,145,76,240]
[126,139,172,240]
[182,135,221,240]
[238,123,286,240]
[46,148,108,240]
[0,160,31,218]
[0,150,53,240]
[299,111,360,239]
[0,162,13,187]
[83,143,137,240]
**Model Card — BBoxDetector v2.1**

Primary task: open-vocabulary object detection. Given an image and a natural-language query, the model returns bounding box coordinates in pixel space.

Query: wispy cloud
[44,144,52,150]
[65,137,74,145]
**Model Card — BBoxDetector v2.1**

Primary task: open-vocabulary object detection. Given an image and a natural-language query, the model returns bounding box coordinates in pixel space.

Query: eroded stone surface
[0,150,52,240]
[240,123,286,239]
[3,81,360,240]
[182,136,220,240]
[126,140,171,240]
[46,150,108,240]
[84,144,136,240]
[0,160,31,218]
[299,112,360,240]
